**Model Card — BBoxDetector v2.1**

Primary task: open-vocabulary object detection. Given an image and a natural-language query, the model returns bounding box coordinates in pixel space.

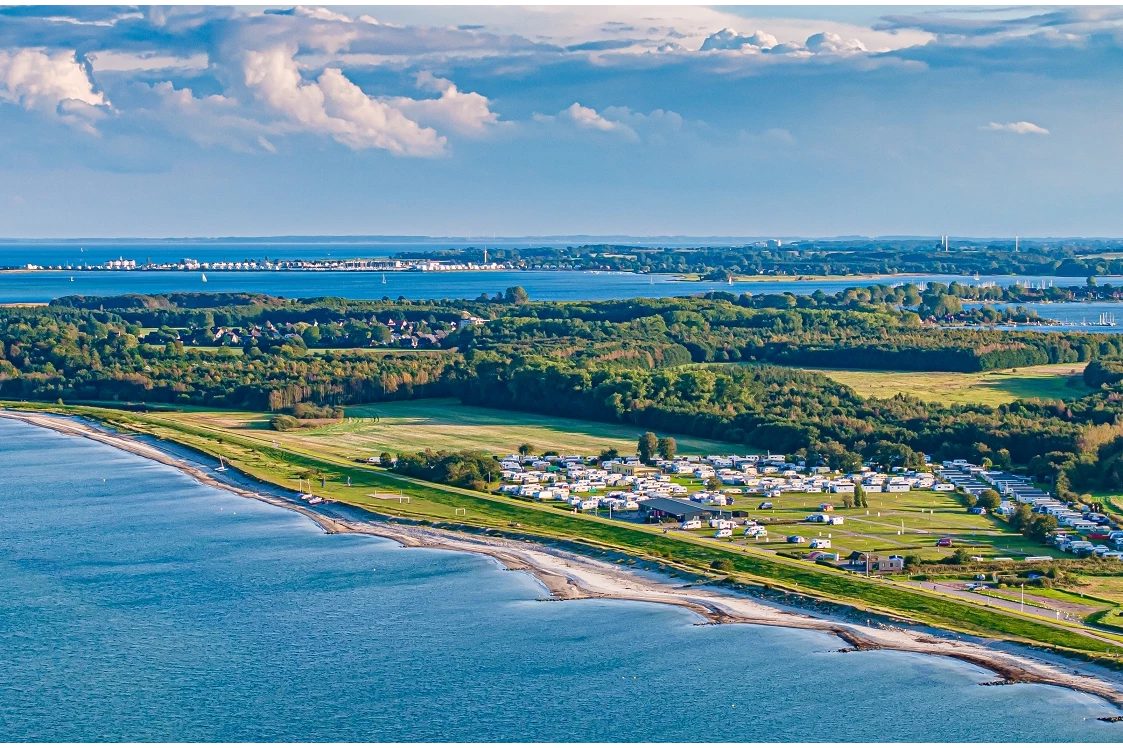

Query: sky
[1,4,1122,239]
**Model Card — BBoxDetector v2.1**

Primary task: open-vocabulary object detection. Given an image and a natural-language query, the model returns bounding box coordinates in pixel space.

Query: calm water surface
[0,269,1086,304]
[0,418,1120,741]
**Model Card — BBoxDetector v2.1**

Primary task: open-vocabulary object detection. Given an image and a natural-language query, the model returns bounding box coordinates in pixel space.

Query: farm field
[172,398,747,460]
[798,363,1090,406]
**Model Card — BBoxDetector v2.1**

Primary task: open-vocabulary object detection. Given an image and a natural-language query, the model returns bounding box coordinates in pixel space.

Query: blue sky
[0,5,1121,238]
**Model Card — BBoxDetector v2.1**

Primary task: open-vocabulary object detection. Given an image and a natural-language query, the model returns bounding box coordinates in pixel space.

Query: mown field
[174,398,747,459]
[798,363,1091,406]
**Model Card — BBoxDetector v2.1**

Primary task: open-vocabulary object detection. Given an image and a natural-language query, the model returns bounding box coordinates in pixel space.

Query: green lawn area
[174,398,748,459]
[720,490,1055,561]
[792,363,1090,406]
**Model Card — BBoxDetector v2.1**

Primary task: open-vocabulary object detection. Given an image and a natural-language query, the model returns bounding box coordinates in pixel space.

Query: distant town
[12,257,521,272]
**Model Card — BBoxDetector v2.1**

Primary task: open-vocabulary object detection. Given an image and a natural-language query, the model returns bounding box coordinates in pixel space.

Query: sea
[1,238,1113,306]
[1,417,1120,741]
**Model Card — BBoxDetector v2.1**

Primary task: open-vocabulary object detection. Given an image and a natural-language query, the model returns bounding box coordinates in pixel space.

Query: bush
[711,559,734,572]
[270,414,300,431]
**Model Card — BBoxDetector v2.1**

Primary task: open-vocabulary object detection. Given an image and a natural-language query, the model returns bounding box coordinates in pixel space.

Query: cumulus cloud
[699,28,867,56]
[138,81,279,152]
[242,45,445,156]
[560,102,635,137]
[0,48,107,109]
[386,71,499,135]
[0,48,111,132]
[700,28,778,52]
[805,32,867,54]
[984,120,1050,135]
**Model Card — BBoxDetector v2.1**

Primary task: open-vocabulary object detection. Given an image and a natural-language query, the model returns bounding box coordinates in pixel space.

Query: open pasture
[173,398,746,460]
[800,363,1090,406]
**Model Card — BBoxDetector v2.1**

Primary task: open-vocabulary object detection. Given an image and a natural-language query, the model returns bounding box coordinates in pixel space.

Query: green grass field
[664,489,1055,561]
[173,398,748,459]
[798,363,1090,406]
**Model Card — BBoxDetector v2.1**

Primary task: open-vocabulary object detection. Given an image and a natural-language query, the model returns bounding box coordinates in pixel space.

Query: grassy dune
[175,398,747,459]
[803,363,1091,406]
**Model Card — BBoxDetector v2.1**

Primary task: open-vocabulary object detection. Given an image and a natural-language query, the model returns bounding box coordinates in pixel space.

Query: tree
[853,483,866,508]
[379,452,394,468]
[518,443,534,456]
[705,476,724,491]
[598,448,620,463]
[1026,514,1058,542]
[504,286,530,304]
[657,436,677,461]
[1008,503,1033,531]
[976,489,1002,511]
[638,431,659,463]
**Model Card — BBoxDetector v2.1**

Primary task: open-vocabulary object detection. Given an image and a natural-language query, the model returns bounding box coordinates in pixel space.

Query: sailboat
[382,272,386,284]
[201,273,208,282]
[215,456,227,472]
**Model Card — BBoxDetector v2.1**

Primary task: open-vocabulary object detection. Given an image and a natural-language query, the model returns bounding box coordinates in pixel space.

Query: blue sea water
[0,268,1081,304]
[0,417,1121,742]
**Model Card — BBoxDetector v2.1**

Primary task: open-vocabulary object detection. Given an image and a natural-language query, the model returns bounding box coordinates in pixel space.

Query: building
[638,497,730,522]
[849,553,905,573]
[610,463,659,477]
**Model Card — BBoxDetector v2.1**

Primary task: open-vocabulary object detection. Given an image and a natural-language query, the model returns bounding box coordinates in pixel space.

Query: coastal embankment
[4,408,1123,711]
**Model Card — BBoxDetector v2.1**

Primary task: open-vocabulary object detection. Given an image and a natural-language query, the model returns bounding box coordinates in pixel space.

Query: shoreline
[4,408,1123,712]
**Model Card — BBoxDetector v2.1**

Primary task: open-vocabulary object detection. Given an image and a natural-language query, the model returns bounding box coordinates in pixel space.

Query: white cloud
[561,102,634,136]
[139,81,278,153]
[290,6,353,24]
[700,28,778,52]
[0,48,111,133]
[242,45,445,156]
[386,72,499,135]
[984,121,1050,135]
[0,48,108,110]
[804,32,867,54]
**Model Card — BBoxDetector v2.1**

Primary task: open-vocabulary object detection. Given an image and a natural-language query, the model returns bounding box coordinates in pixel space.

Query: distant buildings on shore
[16,257,514,272]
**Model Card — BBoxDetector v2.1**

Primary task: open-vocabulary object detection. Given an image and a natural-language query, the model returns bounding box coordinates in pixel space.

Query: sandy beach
[4,408,1123,711]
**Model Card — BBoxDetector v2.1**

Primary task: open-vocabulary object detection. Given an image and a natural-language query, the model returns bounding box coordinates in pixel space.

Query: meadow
[175,398,747,459]
[799,363,1090,406]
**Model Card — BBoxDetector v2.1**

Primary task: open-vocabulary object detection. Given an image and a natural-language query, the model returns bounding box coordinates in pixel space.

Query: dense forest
[394,239,1123,278]
[7,289,1123,495]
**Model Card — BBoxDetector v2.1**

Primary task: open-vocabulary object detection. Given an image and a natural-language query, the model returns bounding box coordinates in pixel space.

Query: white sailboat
[215,456,227,472]
[201,273,208,282]
[382,272,386,284]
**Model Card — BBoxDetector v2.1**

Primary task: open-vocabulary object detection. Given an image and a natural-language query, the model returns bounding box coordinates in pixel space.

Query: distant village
[17,257,556,272]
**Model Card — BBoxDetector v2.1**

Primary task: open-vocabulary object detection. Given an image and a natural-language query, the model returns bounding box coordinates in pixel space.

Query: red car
[936,537,953,547]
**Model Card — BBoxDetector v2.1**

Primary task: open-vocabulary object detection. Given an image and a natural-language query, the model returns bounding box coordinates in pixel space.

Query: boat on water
[201,273,208,282]
[382,273,386,284]
[215,456,227,472]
